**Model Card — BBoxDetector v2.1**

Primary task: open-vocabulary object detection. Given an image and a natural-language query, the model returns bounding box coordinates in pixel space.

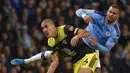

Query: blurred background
[0,0,130,73]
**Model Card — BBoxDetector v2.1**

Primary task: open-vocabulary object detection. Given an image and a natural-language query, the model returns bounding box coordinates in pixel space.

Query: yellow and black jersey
[48,25,95,63]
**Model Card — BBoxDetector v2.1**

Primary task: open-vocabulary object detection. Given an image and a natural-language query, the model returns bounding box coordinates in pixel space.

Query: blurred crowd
[0,0,130,73]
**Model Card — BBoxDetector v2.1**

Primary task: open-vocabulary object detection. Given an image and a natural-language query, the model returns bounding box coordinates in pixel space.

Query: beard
[107,19,114,24]
[107,17,115,24]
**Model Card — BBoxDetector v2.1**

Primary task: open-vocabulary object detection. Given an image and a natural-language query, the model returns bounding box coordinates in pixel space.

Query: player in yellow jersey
[41,19,99,73]
[11,19,99,73]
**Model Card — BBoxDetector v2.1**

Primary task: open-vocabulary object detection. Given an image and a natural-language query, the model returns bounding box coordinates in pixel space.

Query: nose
[109,13,113,16]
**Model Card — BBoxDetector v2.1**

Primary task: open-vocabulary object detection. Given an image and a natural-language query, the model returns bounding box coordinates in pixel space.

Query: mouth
[108,16,113,21]
[45,32,49,37]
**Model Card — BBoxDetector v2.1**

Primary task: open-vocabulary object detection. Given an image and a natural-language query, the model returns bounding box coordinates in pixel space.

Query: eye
[113,12,117,15]
[109,10,112,13]
[44,25,48,28]
[41,27,44,30]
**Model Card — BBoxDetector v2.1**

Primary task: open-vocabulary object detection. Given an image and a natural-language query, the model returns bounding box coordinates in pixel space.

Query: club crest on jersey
[69,26,74,31]
[106,32,110,36]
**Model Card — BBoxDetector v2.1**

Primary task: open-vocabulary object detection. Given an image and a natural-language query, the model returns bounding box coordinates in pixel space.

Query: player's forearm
[47,61,59,73]
[76,29,90,39]
[47,52,59,73]
[76,9,103,20]
[96,43,111,53]
[24,51,52,64]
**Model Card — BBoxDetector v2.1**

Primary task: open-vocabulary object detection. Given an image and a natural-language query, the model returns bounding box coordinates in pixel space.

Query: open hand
[89,37,97,46]
[83,15,92,24]
[71,36,79,47]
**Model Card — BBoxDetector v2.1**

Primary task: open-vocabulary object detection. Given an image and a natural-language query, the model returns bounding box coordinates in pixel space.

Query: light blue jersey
[76,9,120,53]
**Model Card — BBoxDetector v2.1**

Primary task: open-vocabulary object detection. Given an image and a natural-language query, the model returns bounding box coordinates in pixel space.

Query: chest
[92,24,111,39]
[54,36,76,56]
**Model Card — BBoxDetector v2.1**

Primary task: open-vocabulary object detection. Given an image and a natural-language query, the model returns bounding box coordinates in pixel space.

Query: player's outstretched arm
[96,37,118,53]
[11,51,53,65]
[71,29,90,47]
[76,9,103,22]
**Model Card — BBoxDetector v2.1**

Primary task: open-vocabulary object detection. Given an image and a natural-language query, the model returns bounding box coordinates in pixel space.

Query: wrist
[75,35,80,39]
[44,51,53,59]
[82,14,87,18]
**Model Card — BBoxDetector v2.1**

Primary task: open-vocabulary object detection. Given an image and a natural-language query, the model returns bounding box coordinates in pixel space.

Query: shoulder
[57,25,66,29]
[94,10,106,17]
[57,25,66,33]
[64,25,75,33]
[57,25,74,31]
[113,23,120,37]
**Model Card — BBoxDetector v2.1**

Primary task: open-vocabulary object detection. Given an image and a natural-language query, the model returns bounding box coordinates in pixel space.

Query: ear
[106,10,109,15]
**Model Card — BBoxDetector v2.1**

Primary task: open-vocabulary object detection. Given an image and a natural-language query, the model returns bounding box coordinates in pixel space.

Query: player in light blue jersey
[76,4,121,73]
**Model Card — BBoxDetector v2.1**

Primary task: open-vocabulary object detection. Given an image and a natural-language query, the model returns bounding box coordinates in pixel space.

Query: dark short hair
[111,4,121,14]
[42,19,55,25]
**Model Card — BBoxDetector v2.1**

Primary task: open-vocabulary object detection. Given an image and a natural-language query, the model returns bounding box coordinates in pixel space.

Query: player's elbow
[97,44,111,53]
[104,50,109,53]
[75,8,83,16]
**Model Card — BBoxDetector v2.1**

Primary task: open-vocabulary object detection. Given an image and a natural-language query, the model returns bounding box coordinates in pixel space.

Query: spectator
[118,24,130,46]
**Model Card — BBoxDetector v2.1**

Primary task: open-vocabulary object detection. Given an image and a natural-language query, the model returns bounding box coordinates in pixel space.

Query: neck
[54,28,58,38]
[106,20,115,24]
